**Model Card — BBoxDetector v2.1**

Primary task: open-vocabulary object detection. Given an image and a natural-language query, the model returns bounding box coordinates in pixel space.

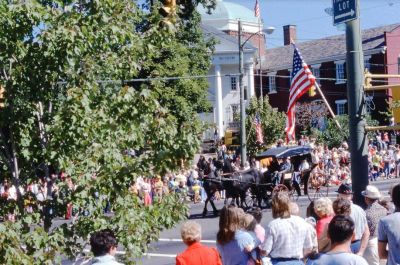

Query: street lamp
[238,20,273,168]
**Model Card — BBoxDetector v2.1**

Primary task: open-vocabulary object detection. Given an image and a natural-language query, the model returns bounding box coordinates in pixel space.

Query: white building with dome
[197,0,265,140]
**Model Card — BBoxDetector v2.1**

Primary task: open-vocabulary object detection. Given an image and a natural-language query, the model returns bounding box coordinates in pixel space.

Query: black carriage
[255,145,314,201]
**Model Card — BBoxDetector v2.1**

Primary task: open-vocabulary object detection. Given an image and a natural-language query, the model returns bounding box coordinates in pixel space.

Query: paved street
[138,178,399,265]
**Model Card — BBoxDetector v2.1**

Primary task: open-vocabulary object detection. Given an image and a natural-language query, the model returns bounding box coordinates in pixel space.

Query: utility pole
[344,0,368,206]
[238,20,247,168]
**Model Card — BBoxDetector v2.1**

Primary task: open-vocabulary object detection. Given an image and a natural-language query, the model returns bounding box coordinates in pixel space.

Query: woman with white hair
[176,221,221,265]
[314,197,334,252]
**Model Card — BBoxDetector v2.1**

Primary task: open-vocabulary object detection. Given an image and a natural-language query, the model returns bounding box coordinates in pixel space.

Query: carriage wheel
[244,190,254,209]
[289,187,299,202]
[306,174,329,201]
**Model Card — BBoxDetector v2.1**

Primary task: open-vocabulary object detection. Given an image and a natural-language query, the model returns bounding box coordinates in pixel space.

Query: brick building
[260,24,400,125]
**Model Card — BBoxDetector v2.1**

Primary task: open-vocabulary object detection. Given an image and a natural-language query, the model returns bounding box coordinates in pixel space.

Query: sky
[227,0,400,48]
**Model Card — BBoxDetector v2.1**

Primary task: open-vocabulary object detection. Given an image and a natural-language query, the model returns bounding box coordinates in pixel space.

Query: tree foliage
[0,0,216,263]
[245,96,286,158]
[314,115,379,148]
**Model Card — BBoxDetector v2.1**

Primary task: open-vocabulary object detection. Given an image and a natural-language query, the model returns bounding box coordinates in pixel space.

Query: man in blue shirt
[307,215,368,265]
[378,183,400,265]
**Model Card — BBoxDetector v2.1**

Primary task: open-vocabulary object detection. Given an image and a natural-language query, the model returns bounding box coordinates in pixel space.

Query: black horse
[202,158,268,217]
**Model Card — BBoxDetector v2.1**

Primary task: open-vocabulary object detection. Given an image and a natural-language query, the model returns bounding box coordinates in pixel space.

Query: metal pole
[239,20,247,168]
[258,19,263,103]
[314,82,341,129]
[345,0,368,207]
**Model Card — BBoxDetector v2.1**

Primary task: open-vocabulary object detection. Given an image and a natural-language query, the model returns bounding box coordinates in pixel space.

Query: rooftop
[198,0,259,25]
[264,24,400,71]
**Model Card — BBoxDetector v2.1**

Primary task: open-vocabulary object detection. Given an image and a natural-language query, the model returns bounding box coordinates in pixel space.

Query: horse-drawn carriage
[255,145,314,201]
[202,145,315,216]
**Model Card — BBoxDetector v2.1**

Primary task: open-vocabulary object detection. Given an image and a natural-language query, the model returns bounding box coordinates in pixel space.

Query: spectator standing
[176,221,221,265]
[314,198,334,253]
[362,185,387,265]
[306,215,368,265]
[216,206,254,265]
[336,184,370,255]
[89,229,123,265]
[378,183,400,265]
[261,192,314,265]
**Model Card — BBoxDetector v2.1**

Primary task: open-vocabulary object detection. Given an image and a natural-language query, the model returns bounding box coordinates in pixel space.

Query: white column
[246,63,255,99]
[215,64,224,138]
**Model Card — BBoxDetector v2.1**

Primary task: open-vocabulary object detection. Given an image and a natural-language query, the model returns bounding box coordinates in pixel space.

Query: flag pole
[258,17,263,103]
[314,82,342,129]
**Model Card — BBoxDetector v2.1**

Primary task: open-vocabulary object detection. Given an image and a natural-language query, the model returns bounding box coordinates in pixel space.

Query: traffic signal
[159,0,177,30]
[0,86,4,108]
[224,130,239,146]
[309,85,316,97]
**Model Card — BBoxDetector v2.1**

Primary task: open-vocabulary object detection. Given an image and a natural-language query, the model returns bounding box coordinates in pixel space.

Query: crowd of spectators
[171,182,400,265]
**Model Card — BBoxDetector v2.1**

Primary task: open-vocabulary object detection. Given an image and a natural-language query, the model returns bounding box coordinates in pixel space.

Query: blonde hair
[272,192,291,219]
[241,214,255,229]
[180,221,201,244]
[314,197,333,218]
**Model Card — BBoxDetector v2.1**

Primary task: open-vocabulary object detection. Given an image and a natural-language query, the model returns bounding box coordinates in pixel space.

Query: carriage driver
[272,157,292,185]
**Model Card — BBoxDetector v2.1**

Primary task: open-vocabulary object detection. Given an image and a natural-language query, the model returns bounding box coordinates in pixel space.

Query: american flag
[254,0,260,17]
[285,45,315,142]
[254,112,264,143]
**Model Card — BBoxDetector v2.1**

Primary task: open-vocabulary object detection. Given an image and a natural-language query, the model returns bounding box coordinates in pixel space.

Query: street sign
[332,0,357,25]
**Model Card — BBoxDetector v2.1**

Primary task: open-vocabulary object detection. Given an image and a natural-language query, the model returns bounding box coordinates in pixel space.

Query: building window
[268,75,276,93]
[231,104,239,121]
[335,62,345,84]
[335,99,347,115]
[230,76,238,90]
[364,56,371,71]
[311,65,320,84]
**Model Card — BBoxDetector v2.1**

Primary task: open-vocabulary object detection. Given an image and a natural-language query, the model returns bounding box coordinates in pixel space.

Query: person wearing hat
[362,185,388,265]
[337,183,370,256]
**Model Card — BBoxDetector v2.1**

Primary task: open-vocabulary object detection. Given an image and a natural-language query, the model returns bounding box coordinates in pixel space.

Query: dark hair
[328,215,354,244]
[332,198,351,216]
[90,229,118,256]
[306,201,319,221]
[391,184,400,209]
[248,207,262,223]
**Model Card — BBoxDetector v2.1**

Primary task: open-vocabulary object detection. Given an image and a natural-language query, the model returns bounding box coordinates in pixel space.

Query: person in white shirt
[262,192,314,264]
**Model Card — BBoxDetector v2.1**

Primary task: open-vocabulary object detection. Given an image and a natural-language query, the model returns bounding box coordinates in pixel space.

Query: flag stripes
[285,46,315,142]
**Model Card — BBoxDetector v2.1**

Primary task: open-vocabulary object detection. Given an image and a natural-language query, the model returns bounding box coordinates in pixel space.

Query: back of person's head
[248,207,262,223]
[332,197,351,216]
[272,192,291,219]
[217,206,244,245]
[328,215,354,244]
[180,221,201,245]
[306,201,319,220]
[242,213,256,231]
[391,184,400,209]
[314,197,333,218]
[90,229,118,257]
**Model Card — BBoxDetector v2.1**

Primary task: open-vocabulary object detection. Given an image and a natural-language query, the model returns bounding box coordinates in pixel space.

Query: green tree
[245,96,286,158]
[0,0,216,264]
[314,115,379,148]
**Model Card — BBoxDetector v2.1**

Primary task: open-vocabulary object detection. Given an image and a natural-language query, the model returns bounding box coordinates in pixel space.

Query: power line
[56,73,240,85]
